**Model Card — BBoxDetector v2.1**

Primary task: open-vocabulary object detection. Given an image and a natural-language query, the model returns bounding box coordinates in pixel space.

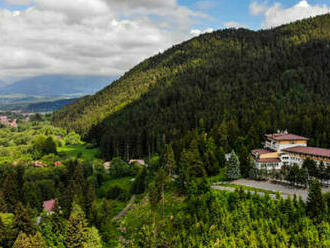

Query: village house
[251,131,330,170]
[129,159,146,167]
[0,115,17,128]
[43,199,56,213]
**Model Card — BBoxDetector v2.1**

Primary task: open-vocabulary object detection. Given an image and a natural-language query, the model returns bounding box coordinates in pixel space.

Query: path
[112,194,136,221]
[213,179,330,201]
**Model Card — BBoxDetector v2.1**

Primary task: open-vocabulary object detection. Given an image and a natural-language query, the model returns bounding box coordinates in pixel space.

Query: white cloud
[250,1,330,28]
[190,27,213,36]
[224,21,246,29]
[249,1,267,16]
[0,0,208,81]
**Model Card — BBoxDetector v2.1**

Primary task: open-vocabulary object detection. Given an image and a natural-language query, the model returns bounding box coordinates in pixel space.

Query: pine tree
[85,227,103,248]
[287,164,300,186]
[226,150,241,180]
[163,144,176,177]
[155,169,168,218]
[44,136,57,154]
[307,179,325,220]
[149,182,161,215]
[85,183,96,218]
[303,159,317,178]
[239,146,250,178]
[2,170,19,212]
[12,232,47,248]
[65,204,88,248]
[185,139,205,177]
[58,181,73,219]
[217,146,226,168]
[51,201,67,237]
[0,217,5,246]
[299,167,309,188]
[72,161,87,207]
[30,232,47,248]
[12,232,31,248]
[203,137,219,176]
[13,202,35,236]
[176,149,191,194]
[248,157,258,180]
[131,167,147,194]
[0,190,7,212]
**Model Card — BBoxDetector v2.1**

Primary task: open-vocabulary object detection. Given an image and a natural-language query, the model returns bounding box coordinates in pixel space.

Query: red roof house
[34,161,46,168]
[54,161,62,166]
[43,199,56,212]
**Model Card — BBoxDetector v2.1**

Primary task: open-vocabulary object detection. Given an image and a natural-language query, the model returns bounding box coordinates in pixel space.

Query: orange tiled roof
[283,146,330,158]
[257,158,281,163]
[265,134,309,141]
[251,149,274,155]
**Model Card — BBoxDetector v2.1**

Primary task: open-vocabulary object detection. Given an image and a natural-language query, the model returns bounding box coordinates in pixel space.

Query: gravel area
[214,179,330,201]
[212,185,278,199]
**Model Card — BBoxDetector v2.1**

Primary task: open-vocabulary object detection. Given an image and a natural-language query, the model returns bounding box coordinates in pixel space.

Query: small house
[43,199,56,213]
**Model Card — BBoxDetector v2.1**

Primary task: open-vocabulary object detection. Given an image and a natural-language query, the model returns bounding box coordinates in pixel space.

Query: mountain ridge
[0,75,117,97]
[54,14,330,158]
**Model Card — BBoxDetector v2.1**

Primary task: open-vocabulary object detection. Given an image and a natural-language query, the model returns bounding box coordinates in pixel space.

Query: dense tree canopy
[54,14,330,159]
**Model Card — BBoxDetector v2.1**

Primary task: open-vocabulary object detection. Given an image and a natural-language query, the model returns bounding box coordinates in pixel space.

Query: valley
[0,13,330,248]
[0,75,116,113]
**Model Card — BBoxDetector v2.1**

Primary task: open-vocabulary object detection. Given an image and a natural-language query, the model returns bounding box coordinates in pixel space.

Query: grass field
[58,144,100,160]
[97,177,134,197]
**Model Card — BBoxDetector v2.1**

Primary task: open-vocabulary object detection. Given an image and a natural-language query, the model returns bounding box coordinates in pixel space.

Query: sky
[0,0,329,82]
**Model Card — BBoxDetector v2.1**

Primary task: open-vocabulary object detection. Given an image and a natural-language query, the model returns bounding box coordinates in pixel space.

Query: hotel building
[251,132,330,170]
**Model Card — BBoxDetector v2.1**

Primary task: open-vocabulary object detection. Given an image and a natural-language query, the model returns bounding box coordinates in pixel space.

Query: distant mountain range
[0,75,117,97]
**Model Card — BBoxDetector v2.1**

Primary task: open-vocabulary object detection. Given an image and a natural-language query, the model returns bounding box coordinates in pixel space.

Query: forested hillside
[54,14,330,159]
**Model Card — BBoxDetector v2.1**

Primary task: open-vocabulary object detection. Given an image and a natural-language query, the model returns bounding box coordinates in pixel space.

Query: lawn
[58,144,100,160]
[97,177,134,197]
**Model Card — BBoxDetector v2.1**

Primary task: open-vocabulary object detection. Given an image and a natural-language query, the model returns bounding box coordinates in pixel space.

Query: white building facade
[251,132,330,170]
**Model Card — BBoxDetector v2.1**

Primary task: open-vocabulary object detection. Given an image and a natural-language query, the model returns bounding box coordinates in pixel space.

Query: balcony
[265,141,278,151]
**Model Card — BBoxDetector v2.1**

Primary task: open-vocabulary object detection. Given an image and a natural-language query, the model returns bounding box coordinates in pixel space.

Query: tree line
[54,14,330,161]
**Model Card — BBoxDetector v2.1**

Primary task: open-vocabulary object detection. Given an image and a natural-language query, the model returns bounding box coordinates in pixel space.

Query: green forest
[0,116,329,247]
[0,116,330,247]
[54,14,330,161]
[0,14,330,247]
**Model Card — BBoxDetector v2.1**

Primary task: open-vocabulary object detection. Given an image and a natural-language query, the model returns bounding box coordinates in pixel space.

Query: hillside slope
[54,14,330,159]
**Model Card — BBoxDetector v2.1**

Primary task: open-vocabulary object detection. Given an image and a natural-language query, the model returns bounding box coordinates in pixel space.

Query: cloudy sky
[0,0,329,82]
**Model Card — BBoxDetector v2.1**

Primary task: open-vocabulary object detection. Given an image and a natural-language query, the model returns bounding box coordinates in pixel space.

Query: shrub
[64,132,83,145]
[106,185,129,201]
[32,136,57,158]
[109,157,139,178]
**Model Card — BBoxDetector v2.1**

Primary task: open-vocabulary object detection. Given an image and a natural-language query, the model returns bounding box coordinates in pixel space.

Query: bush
[32,135,57,158]
[64,132,83,145]
[106,185,129,201]
[109,158,139,178]
[40,154,60,165]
